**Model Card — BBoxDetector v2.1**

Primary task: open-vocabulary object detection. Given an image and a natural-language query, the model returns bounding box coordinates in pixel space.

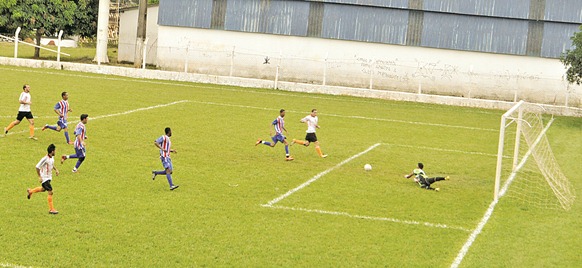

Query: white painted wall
[156,26,581,108]
[118,5,158,65]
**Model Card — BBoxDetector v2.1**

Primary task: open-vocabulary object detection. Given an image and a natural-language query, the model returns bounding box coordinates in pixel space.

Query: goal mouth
[494,101,576,211]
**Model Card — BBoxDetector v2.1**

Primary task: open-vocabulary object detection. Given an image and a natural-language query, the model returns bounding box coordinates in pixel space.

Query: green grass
[0,65,581,267]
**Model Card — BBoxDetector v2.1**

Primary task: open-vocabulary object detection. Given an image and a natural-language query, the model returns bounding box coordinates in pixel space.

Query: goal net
[494,101,575,210]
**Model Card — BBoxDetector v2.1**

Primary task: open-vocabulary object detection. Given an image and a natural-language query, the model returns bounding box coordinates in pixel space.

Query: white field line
[2,100,188,137]
[265,205,472,232]
[450,120,552,268]
[383,143,501,158]
[263,143,381,206]
[0,66,501,115]
[188,100,497,132]
[0,263,33,268]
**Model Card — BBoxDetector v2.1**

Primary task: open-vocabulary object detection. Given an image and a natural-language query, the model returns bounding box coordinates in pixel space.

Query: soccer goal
[494,100,576,210]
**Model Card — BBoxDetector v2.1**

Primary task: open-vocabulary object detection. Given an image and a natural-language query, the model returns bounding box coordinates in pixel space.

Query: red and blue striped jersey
[155,135,172,158]
[74,122,86,149]
[272,116,285,135]
[54,100,70,120]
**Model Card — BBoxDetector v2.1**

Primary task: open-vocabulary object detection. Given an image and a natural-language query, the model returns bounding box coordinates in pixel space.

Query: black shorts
[305,132,318,143]
[16,111,34,121]
[42,180,53,191]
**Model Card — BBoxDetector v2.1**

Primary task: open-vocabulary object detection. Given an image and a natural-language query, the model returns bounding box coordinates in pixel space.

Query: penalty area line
[263,143,381,207]
[264,205,472,233]
[2,100,189,137]
[0,262,33,268]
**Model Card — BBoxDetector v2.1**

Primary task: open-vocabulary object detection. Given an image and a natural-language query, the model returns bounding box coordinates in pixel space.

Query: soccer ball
[364,164,372,171]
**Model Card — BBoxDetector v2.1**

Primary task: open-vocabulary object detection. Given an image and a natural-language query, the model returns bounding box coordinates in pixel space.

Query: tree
[560,25,582,85]
[0,0,78,58]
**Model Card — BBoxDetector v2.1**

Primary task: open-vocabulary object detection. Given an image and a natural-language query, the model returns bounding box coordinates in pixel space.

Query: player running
[404,162,448,191]
[4,84,37,140]
[61,114,89,173]
[291,109,327,158]
[255,109,294,161]
[42,91,73,144]
[26,144,60,214]
[152,127,179,190]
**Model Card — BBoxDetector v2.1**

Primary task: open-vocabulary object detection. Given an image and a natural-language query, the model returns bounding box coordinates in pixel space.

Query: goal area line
[261,142,495,232]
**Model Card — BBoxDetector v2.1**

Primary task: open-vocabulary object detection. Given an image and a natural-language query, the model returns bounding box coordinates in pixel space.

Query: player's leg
[43,119,60,132]
[283,138,293,160]
[26,115,36,139]
[164,158,178,190]
[27,186,45,199]
[42,181,58,214]
[152,157,168,180]
[5,117,22,133]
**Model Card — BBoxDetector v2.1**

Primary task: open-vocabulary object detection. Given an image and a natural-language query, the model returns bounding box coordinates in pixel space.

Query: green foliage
[560,25,582,85]
[0,66,580,267]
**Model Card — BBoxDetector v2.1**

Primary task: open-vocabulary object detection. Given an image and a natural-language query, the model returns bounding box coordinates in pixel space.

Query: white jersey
[301,115,318,133]
[36,155,55,183]
[19,92,31,112]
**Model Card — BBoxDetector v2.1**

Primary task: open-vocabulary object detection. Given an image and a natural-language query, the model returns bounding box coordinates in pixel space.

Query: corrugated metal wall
[321,4,408,44]
[422,13,528,55]
[157,0,582,58]
[544,0,582,23]
[423,0,531,19]
[158,0,212,28]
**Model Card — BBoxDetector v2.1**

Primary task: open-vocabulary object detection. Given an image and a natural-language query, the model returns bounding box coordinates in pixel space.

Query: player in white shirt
[3,84,37,140]
[27,144,60,214]
[291,109,327,158]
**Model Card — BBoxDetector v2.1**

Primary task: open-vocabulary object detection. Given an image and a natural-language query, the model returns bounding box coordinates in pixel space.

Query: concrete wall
[1,56,580,117]
[156,26,581,108]
[118,5,159,65]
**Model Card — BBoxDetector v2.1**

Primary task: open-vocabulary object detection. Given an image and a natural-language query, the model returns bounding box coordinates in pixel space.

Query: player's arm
[54,103,63,117]
[154,141,162,150]
[35,159,44,182]
[53,165,59,176]
[404,172,414,179]
[19,96,31,104]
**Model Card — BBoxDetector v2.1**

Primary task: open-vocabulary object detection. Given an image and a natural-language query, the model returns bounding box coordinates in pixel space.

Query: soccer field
[1,65,580,267]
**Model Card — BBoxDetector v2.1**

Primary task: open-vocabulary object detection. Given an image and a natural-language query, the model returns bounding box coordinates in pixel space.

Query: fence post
[369,60,374,90]
[184,41,190,73]
[57,30,64,63]
[274,50,282,89]
[142,37,148,69]
[14,27,21,58]
[323,52,328,86]
[229,46,235,77]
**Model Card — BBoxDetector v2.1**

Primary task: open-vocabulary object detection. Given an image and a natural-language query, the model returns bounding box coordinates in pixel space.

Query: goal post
[493,101,575,210]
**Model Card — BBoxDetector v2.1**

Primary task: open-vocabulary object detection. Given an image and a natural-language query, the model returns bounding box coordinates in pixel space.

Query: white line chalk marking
[264,205,472,232]
[2,100,188,137]
[263,143,381,207]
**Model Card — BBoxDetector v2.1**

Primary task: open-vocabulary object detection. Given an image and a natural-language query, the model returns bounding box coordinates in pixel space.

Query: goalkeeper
[404,162,448,191]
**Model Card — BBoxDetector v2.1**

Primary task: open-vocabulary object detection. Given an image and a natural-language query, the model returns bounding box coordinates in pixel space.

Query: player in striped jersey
[255,109,294,161]
[42,92,73,144]
[61,114,89,173]
[152,127,179,190]
[291,109,327,158]
[404,162,449,191]
[26,144,60,214]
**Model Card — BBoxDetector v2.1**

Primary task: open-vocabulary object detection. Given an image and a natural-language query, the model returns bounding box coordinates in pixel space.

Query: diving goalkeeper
[404,162,448,191]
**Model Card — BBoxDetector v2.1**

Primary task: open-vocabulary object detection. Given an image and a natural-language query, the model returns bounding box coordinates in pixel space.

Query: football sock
[435,177,446,182]
[68,154,78,159]
[166,174,174,187]
[64,132,70,143]
[262,141,272,146]
[47,125,57,131]
[285,145,289,155]
[6,122,16,131]
[293,139,306,145]
[315,146,323,157]
[48,195,55,211]
[154,171,166,175]
[29,124,34,137]
[31,187,43,194]
[75,160,83,169]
